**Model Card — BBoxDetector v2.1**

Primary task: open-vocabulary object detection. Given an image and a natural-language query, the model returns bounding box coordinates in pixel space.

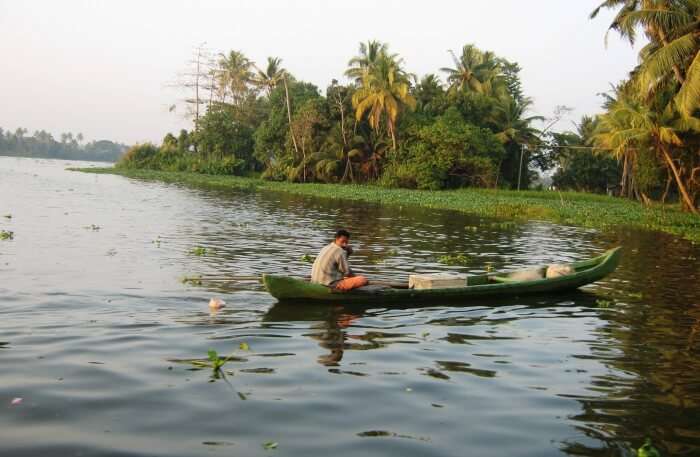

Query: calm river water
[1,157,699,457]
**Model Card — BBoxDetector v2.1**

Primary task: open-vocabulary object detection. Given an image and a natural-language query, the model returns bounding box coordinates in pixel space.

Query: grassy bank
[74,167,700,243]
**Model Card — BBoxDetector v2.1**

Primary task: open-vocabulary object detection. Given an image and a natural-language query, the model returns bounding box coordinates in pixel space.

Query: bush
[116,143,245,175]
[378,162,419,189]
[117,143,160,169]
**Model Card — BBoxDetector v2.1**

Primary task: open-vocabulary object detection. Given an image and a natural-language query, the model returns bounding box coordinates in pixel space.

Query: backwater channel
[1,157,699,457]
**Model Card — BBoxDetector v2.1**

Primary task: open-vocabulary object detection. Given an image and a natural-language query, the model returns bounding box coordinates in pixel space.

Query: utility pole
[517,143,526,191]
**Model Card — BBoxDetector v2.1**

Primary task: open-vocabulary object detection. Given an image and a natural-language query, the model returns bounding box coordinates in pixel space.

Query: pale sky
[0,0,641,145]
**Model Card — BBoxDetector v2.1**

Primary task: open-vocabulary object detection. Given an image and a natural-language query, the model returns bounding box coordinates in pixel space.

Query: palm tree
[591,0,700,116]
[345,40,394,83]
[351,53,416,151]
[490,96,543,145]
[254,57,285,95]
[441,44,503,95]
[414,74,445,115]
[254,57,300,158]
[594,89,699,213]
[217,50,253,105]
[489,96,543,188]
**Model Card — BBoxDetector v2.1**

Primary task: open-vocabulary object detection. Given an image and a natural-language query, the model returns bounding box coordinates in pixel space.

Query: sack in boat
[546,264,574,278]
[507,269,544,282]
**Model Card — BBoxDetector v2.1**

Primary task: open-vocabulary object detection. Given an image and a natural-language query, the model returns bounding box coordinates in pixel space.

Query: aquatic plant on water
[190,246,207,256]
[0,230,14,240]
[637,438,661,457]
[181,275,203,285]
[437,253,470,266]
[73,168,700,243]
[300,253,314,263]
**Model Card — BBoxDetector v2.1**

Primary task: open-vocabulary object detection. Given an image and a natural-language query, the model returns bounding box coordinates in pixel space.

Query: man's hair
[335,229,351,239]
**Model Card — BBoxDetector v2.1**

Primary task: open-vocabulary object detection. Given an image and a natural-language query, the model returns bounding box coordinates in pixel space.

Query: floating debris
[357,430,430,442]
[10,397,22,406]
[208,297,225,310]
[0,230,13,240]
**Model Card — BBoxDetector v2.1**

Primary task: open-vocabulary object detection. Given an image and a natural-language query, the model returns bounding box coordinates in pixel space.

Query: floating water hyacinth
[300,253,314,263]
[437,253,470,266]
[181,275,202,285]
[637,438,661,457]
[596,298,614,308]
[190,246,207,256]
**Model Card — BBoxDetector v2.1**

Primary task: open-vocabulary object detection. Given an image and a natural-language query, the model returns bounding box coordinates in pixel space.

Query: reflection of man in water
[314,310,359,366]
[311,229,368,291]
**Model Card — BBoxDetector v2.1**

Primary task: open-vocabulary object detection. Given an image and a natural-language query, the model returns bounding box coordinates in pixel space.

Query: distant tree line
[0,127,128,162]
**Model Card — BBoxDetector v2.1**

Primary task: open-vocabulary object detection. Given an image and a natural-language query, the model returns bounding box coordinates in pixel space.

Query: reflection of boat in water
[262,247,622,304]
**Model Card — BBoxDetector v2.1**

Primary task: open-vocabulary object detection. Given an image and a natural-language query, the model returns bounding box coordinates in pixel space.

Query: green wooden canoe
[262,246,622,304]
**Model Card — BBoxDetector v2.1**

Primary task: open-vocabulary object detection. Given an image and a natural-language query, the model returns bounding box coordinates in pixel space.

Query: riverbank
[74,167,700,242]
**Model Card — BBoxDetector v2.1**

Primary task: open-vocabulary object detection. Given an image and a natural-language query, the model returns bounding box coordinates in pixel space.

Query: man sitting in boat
[311,229,369,291]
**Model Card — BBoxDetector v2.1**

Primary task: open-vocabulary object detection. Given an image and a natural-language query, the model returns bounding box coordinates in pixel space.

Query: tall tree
[351,51,416,151]
[345,40,393,83]
[594,88,699,213]
[254,57,300,158]
[488,96,543,188]
[216,50,254,105]
[591,0,700,116]
[441,44,503,95]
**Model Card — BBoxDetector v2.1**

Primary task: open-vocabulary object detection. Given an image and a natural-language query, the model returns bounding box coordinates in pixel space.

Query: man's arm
[337,250,353,277]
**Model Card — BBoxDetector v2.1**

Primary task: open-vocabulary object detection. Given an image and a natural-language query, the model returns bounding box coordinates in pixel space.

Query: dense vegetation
[0,127,128,162]
[118,42,552,191]
[587,0,700,214]
[115,1,700,215]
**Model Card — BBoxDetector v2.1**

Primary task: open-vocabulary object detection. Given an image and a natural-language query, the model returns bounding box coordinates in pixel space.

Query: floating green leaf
[0,230,14,240]
[263,441,278,450]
